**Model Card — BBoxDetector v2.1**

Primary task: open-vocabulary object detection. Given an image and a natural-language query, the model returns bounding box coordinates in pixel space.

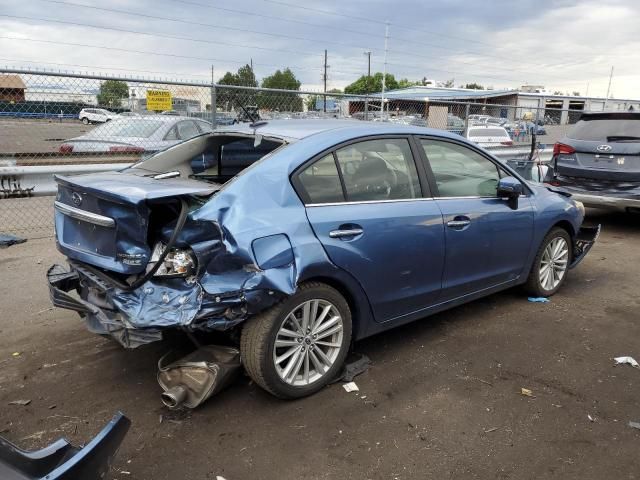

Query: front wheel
[241,282,352,399]
[81,117,89,124]
[524,227,572,297]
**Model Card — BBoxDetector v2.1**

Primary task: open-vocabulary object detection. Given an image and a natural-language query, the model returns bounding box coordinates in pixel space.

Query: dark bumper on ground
[569,225,601,269]
[0,412,130,480]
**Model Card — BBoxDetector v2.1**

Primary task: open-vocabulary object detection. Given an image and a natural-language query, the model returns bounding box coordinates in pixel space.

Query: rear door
[417,137,534,300]
[294,136,445,323]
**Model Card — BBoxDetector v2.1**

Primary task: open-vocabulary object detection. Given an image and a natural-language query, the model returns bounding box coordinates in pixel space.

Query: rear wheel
[524,227,572,297]
[241,282,352,399]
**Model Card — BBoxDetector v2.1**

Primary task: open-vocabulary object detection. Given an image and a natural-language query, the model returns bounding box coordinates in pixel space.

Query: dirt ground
[0,209,639,480]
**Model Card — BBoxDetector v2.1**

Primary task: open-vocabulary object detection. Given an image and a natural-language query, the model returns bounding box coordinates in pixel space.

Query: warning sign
[146,90,172,111]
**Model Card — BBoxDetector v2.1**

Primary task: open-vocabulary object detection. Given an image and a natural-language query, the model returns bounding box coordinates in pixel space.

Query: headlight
[149,242,196,277]
[574,200,585,217]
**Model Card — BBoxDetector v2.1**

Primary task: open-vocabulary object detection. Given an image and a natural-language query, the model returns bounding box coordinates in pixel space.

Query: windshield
[89,119,164,138]
[568,117,640,141]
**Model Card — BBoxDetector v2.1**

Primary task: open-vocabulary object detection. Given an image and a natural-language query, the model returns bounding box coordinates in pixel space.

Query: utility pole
[364,51,371,120]
[381,22,389,117]
[604,66,614,109]
[323,49,328,113]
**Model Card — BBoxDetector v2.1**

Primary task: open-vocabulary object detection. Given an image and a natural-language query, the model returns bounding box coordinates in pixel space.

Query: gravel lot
[0,210,638,480]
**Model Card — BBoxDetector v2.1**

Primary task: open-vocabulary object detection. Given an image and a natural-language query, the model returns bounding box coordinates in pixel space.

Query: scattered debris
[0,233,27,249]
[484,427,499,433]
[628,421,640,430]
[338,353,371,382]
[343,382,360,393]
[48,405,56,410]
[527,297,550,303]
[157,345,241,409]
[520,388,535,397]
[12,352,21,357]
[588,414,595,422]
[614,356,640,369]
[9,399,31,406]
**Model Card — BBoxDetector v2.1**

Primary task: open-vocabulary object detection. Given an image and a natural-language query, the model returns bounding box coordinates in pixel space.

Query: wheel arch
[297,273,372,342]
[552,219,576,239]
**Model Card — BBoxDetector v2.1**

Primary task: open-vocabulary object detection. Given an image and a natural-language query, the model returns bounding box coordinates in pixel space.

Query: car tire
[81,117,89,124]
[524,227,572,297]
[240,282,352,399]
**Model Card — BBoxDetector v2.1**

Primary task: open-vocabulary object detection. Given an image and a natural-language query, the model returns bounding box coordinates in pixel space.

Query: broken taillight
[108,145,145,153]
[59,144,73,154]
[500,140,513,146]
[553,143,576,156]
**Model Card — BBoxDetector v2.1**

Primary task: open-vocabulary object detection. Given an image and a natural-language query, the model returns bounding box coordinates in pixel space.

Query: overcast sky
[1,0,638,98]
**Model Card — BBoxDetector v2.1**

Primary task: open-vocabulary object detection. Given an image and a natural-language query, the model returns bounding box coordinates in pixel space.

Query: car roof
[215,119,463,142]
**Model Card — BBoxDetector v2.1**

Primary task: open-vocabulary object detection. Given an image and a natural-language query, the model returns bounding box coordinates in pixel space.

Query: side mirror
[497,176,523,209]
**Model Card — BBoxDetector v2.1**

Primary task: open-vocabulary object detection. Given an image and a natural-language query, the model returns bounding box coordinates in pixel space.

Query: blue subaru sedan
[48,120,598,398]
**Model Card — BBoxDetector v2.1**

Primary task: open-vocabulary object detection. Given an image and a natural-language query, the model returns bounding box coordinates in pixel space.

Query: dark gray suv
[547,112,640,212]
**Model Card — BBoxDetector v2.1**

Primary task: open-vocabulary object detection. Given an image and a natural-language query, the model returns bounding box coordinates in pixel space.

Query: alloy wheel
[273,299,344,387]
[539,237,569,291]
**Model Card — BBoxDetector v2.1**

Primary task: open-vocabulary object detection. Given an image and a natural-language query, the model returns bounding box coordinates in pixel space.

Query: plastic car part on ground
[614,356,639,368]
[0,412,130,479]
[0,234,26,249]
[158,345,241,409]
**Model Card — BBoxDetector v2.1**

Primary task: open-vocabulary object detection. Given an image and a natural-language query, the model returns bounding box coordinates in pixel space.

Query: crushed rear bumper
[0,412,129,480]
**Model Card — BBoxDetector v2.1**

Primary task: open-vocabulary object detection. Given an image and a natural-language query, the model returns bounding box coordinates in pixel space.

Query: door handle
[329,228,364,238]
[446,220,470,228]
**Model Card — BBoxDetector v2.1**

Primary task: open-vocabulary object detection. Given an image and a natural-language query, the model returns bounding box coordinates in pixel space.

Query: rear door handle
[329,228,364,238]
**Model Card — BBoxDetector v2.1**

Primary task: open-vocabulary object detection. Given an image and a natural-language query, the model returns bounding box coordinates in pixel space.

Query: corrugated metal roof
[363,86,518,101]
[0,74,26,89]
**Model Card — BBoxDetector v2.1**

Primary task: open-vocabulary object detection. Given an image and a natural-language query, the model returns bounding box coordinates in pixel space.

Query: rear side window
[176,121,199,140]
[568,117,640,141]
[297,154,345,204]
[335,138,421,201]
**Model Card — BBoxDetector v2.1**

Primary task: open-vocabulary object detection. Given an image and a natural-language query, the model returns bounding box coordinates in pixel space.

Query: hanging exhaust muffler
[157,345,241,409]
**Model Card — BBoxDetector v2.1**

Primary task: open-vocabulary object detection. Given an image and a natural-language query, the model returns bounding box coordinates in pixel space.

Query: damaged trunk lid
[54,169,218,274]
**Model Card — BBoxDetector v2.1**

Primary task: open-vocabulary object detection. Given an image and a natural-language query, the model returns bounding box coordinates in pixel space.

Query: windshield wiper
[606,135,640,142]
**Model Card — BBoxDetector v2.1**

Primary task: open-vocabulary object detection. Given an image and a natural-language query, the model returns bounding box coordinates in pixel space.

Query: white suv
[78,108,118,124]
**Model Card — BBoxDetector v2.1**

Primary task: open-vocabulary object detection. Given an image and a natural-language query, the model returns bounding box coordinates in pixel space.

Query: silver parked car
[59,116,213,154]
[466,125,513,148]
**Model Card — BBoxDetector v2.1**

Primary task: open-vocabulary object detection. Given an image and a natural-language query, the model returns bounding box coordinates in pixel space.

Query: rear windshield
[568,117,640,141]
[469,128,508,137]
[91,120,164,138]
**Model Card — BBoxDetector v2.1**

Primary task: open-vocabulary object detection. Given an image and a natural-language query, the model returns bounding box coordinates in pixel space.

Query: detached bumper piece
[569,224,601,269]
[0,412,130,480]
[47,264,162,348]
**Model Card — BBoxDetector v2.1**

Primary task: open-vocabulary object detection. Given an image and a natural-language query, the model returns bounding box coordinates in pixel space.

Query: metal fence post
[211,83,217,129]
[464,103,470,133]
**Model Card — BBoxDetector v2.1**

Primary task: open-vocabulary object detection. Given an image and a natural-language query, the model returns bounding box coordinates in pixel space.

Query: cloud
[0,0,637,97]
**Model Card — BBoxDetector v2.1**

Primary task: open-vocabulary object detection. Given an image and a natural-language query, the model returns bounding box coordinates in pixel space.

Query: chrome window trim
[306,197,435,207]
[54,201,115,228]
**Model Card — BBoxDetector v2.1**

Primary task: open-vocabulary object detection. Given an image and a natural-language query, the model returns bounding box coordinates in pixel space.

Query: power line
[169,0,381,42]
[0,35,331,72]
[31,1,372,52]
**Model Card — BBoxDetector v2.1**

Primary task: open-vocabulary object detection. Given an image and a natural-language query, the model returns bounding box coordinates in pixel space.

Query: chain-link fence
[0,68,586,238]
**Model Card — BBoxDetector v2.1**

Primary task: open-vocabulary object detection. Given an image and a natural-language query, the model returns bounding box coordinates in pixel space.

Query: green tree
[96,80,129,108]
[442,78,455,88]
[306,88,342,111]
[344,73,399,94]
[398,78,417,89]
[217,64,258,110]
[463,82,485,90]
[260,68,303,111]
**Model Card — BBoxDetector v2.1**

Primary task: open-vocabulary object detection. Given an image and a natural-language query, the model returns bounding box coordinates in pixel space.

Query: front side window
[421,139,500,197]
[297,154,345,204]
[334,138,421,201]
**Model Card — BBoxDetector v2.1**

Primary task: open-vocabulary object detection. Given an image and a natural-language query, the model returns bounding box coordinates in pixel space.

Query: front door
[417,138,534,300]
[295,137,445,323]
